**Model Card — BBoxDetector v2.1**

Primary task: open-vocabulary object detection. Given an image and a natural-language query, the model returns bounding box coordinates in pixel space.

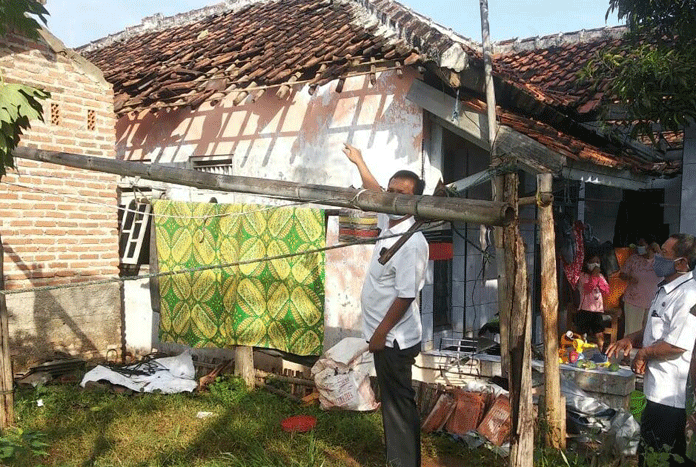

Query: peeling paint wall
[117,69,439,352]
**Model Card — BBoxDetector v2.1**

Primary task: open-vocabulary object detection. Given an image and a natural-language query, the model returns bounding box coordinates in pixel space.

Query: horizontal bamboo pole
[13,148,515,226]
[256,369,315,387]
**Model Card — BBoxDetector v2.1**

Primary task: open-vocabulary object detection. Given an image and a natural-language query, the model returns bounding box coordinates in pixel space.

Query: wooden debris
[255,380,302,403]
[197,360,232,392]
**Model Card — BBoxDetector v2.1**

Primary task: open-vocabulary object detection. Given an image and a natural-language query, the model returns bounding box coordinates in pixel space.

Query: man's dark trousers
[373,341,421,467]
[639,400,695,467]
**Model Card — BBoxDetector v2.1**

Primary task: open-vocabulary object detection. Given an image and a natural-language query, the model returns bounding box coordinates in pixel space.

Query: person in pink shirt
[620,238,662,336]
[574,254,610,351]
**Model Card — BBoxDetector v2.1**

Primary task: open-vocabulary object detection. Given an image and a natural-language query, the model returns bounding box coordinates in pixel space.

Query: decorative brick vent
[50,102,60,126]
[87,109,96,131]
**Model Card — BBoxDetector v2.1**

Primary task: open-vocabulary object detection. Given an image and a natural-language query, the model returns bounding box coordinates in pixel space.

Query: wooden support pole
[495,176,510,379]
[479,0,510,379]
[538,173,565,449]
[0,235,14,429]
[503,173,534,467]
[234,346,255,390]
[13,147,514,227]
[518,193,553,206]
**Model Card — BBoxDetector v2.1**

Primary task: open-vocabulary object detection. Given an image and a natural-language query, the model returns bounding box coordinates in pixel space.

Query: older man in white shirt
[344,143,429,467]
[608,233,696,467]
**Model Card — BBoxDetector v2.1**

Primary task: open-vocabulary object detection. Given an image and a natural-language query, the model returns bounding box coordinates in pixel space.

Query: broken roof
[81,0,478,115]
[80,0,679,177]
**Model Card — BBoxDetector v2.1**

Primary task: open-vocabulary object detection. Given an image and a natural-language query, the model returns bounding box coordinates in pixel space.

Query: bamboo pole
[479,0,510,379]
[0,235,14,429]
[12,147,514,227]
[537,173,564,449]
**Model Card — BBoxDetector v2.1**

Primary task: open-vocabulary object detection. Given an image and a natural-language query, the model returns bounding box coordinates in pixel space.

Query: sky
[46,0,623,49]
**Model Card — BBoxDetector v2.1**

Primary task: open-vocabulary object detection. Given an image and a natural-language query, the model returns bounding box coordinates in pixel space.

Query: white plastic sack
[80,350,198,394]
[311,337,379,411]
[608,409,640,457]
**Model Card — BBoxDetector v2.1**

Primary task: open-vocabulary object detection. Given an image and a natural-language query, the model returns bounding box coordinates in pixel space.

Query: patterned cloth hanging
[153,200,326,356]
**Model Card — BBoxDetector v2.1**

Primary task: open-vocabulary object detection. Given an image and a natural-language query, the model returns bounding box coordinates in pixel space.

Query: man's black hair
[669,233,696,270]
[389,170,425,196]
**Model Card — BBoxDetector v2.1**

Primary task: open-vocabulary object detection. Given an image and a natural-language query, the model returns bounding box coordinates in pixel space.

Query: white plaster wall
[123,278,156,356]
[117,69,436,353]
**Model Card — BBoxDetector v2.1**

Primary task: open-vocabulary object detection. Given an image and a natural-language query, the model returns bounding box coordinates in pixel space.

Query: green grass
[2,376,632,467]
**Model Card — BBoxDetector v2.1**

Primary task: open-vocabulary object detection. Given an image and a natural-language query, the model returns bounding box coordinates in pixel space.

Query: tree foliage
[0,0,51,178]
[582,0,696,139]
[0,0,49,40]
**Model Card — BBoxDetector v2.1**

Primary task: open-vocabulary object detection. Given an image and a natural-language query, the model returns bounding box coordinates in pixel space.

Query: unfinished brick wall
[0,30,122,369]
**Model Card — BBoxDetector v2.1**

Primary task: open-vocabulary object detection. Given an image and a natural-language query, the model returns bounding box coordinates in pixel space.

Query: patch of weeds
[535,446,587,467]
[0,428,49,462]
[207,375,249,406]
[643,444,684,467]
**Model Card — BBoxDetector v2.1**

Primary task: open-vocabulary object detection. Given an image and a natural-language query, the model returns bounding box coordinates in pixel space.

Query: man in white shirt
[344,143,429,467]
[608,233,696,467]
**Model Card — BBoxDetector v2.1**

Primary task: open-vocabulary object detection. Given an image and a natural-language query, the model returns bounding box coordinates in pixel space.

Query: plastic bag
[607,409,640,456]
[310,337,379,411]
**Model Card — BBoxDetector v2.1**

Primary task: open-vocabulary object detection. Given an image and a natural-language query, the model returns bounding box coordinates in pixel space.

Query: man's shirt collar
[383,216,416,236]
[660,270,695,294]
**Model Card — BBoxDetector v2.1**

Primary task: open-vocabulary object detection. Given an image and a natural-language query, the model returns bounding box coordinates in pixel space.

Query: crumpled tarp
[80,351,198,394]
[561,376,640,456]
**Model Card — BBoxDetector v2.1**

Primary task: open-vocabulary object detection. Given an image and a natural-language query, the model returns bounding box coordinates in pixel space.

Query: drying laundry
[153,200,326,356]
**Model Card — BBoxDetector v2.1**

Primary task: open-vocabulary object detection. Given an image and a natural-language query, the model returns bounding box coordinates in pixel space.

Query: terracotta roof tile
[492,27,626,113]
[81,0,481,115]
[460,94,679,176]
[80,2,678,176]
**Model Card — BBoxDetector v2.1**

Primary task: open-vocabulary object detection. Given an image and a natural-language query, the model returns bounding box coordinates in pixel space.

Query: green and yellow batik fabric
[153,200,325,356]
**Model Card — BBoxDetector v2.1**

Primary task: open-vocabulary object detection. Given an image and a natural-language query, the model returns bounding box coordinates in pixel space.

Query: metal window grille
[120,201,151,265]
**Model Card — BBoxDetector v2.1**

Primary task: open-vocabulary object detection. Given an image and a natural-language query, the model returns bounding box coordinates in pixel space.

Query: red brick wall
[0,31,120,290]
[0,31,122,367]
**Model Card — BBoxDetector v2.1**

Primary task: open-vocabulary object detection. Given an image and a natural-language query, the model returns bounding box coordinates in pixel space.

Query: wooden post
[504,174,534,467]
[234,346,255,389]
[537,173,565,449]
[0,235,14,429]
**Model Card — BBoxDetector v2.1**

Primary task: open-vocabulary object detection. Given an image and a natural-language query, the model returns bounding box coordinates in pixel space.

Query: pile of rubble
[421,386,511,446]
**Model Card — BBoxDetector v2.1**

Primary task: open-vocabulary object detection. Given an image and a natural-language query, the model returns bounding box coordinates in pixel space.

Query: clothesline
[0,221,445,297]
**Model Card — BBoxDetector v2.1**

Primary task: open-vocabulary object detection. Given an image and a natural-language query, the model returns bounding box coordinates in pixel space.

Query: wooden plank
[497,126,565,174]
[538,173,564,449]
[0,235,14,429]
[407,78,488,149]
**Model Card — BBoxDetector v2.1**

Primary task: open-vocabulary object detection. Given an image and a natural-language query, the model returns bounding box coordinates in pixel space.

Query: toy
[558,331,597,363]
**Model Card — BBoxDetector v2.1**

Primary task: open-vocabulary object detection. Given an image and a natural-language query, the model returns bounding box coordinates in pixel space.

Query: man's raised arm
[343,143,382,192]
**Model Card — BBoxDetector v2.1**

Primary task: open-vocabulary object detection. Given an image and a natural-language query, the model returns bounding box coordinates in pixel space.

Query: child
[574,254,610,352]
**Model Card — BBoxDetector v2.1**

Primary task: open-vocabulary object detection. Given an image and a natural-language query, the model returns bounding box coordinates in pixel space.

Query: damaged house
[75,0,688,363]
[3,0,690,377]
